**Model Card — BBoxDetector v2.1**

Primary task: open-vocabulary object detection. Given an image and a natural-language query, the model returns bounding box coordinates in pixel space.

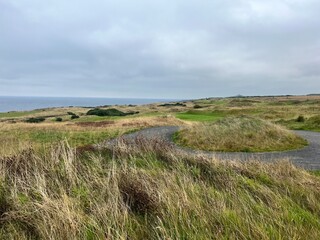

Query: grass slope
[0,139,319,239]
[278,115,320,132]
[175,117,307,152]
[0,110,43,118]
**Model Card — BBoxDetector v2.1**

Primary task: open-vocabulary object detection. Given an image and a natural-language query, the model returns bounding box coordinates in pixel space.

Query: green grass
[0,110,43,118]
[277,115,320,132]
[74,112,164,122]
[310,170,320,177]
[26,129,121,147]
[0,126,138,155]
[176,110,225,122]
[73,115,124,122]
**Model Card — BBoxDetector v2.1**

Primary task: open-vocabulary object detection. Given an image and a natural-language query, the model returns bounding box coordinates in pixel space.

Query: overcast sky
[1,0,320,99]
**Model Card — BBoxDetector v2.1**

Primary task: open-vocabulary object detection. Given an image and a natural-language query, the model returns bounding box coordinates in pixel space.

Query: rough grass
[0,138,319,239]
[0,116,184,156]
[175,117,307,152]
[278,115,320,132]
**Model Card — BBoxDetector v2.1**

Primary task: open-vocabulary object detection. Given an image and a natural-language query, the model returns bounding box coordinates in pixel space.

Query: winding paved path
[100,126,320,170]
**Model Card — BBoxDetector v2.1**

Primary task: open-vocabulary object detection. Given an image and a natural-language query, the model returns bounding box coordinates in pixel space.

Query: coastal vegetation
[0,95,319,238]
[0,138,319,239]
[86,108,139,117]
[174,116,307,152]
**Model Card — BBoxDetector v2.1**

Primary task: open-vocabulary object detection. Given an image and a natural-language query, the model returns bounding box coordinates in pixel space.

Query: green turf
[0,110,43,118]
[310,170,320,177]
[176,110,225,122]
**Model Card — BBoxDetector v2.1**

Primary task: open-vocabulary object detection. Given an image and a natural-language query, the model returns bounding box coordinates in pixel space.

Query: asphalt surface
[99,126,320,170]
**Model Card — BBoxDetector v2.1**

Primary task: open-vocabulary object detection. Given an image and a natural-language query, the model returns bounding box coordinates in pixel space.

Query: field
[0,95,320,239]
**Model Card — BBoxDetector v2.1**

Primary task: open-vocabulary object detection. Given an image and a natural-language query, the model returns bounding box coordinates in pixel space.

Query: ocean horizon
[0,96,178,113]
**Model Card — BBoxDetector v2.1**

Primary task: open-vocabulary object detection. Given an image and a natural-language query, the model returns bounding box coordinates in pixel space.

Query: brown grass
[175,116,307,152]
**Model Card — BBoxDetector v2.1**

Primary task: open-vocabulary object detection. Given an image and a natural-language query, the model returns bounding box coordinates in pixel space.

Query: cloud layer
[1,0,320,98]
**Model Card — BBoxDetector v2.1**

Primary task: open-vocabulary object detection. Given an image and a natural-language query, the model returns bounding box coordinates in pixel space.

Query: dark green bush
[296,115,305,122]
[159,103,186,107]
[55,117,63,122]
[25,117,46,123]
[86,108,126,117]
[125,111,140,115]
[71,115,80,120]
[67,112,76,116]
[193,104,203,109]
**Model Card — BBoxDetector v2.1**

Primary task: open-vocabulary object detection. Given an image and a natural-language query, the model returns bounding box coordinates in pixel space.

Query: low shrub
[86,108,138,117]
[125,111,140,115]
[87,108,126,117]
[193,104,203,109]
[71,115,80,120]
[158,103,186,107]
[296,115,305,122]
[25,117,45,123]
[55,117,63,122]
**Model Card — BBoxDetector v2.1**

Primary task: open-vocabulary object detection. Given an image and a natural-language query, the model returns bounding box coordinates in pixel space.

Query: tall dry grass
[0,115,185,156]
[175,116,307,152]
[0,136,319,239]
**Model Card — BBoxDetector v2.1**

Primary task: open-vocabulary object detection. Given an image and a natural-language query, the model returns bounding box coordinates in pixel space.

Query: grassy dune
[175,117,307,152]
[0,139,319,239]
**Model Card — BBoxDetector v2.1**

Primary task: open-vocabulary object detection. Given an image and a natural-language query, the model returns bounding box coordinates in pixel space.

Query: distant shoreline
[0,96,179,113]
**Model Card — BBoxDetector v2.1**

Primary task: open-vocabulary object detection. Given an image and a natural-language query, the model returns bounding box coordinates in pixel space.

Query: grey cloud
[0,0,320,98]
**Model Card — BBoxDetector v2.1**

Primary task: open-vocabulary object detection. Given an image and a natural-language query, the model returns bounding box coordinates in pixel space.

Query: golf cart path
[100,126,320,170]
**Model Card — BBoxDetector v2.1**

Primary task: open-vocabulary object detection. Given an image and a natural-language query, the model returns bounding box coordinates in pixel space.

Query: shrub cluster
[193,104,203,109]
[296,115,305,122]
[67,111,80,120]
[25,117,46,123]
[86,108,138,117]
[158,103,186,107]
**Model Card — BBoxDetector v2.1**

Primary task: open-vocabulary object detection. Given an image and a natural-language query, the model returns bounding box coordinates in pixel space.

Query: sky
[0,0,320,99]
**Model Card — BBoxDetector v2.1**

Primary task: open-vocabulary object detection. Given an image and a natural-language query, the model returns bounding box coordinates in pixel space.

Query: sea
[0,96,176,113]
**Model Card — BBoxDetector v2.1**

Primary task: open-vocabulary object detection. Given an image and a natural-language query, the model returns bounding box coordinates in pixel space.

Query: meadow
[0,95,320,239]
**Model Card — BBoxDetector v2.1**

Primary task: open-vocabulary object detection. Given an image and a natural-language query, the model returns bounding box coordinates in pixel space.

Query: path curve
[100,126,320,170]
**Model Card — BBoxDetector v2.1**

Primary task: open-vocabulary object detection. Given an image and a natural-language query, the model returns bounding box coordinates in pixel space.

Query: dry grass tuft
[119,173,160,214]
[75,144,96,156]
[75,121,115,127]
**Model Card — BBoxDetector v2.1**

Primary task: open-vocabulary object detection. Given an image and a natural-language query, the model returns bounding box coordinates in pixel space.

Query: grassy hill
[175,116,308,152]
